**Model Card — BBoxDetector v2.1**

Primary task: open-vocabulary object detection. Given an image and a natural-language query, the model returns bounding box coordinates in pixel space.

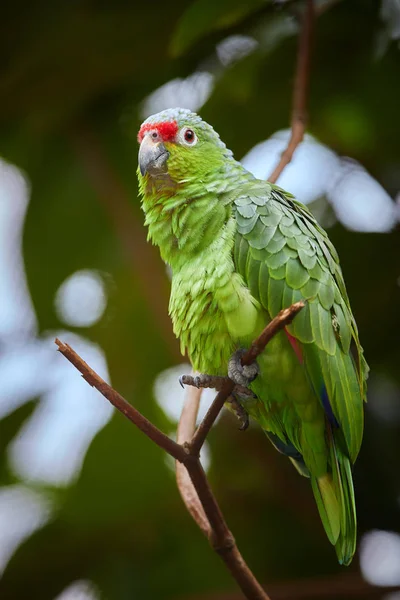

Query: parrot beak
[139,135,169,176]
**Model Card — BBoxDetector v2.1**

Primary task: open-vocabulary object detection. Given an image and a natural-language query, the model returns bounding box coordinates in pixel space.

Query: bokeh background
[0,0,400,598]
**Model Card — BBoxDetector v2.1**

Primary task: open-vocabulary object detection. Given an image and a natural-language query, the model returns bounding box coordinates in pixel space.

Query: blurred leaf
[170,0,270,56]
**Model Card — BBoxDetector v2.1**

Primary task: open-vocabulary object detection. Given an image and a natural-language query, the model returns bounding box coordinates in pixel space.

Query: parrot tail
[311,429,357,566]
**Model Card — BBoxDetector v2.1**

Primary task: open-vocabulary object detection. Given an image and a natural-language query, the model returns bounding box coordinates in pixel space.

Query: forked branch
[55,302,303,600]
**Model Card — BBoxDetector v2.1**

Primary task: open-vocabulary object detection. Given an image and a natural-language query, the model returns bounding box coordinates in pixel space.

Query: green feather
[301,277,320,299]
[266,248,291,269]
[286,258,310,289]
[268,276,285,316]
[298,247,317,269]
[269,263,287,280]
[290,300,314,343]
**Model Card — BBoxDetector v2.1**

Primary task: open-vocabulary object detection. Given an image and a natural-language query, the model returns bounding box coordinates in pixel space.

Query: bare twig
[176,303,304,596]
[55,338,187,462]
[55,304,303,600]
[189,380,234,456]
[241,302,305,365]
[176,385,210,536]
[268,0,314,183]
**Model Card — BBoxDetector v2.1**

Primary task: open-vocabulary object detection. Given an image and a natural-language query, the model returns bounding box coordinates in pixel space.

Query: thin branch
[241,301,305,365]
[268,0,314,183]
[55,338,187,463]
[189,380,234,456]
[174,303,304,599]
[177,389,272,598]
[176,385,210,536]
[55,304,304,600]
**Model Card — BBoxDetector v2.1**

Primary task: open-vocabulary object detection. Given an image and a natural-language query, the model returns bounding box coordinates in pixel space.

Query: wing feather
[233,184,367,461]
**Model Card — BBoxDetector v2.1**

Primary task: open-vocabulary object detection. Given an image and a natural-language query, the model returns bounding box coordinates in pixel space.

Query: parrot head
[137,108,232,184]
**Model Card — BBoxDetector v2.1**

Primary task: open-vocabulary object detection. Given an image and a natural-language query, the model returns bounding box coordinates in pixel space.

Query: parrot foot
[179,372,255,432]
[179,373,227,390]
[228,349,259,388]
[179,374,256,398]
[227,395,250,431]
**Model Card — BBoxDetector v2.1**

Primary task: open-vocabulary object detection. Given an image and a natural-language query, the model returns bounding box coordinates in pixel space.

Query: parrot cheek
[139,137,169,176]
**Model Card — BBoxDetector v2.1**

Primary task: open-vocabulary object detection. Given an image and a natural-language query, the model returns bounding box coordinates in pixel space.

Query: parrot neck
[140,159,252,270]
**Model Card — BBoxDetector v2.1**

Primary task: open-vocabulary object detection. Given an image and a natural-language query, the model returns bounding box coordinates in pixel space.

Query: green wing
[233,182,368,463]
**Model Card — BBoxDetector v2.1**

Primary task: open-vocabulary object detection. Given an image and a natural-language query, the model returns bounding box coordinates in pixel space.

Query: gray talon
[228,394,250,431]
[228,349,259,387]
[179,376,185,389]
[239,413,250,431]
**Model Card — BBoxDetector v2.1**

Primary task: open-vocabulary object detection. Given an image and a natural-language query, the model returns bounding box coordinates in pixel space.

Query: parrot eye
[179,127,198,146]
[184,129,194,142]
[151,131,159,139]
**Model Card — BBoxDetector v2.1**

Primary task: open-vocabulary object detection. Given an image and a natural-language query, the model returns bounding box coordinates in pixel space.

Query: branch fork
[55,301,304,600]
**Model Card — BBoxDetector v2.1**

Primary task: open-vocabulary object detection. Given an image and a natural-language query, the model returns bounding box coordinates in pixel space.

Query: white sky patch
[140,72,214,119]
[360,530,400,586]
[199,439,211,472]
[216,35,258,67]
[153,364,221,425]
[55,270,107,328]
[8,332,113,486]
[0,159,115,490]
[0,485,50,575]
[54,580,100,600]
[0,338,56,419]
[327,158,398,232]
[241,130,399,232]
[0,160,37,339]
[242,130,341,205]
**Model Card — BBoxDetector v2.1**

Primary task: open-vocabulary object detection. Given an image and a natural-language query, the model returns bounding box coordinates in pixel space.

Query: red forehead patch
[138,121,178,143]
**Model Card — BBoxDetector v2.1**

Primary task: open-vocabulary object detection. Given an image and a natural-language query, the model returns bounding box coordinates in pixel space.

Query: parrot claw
[227,395,250,431]
[239,414,250,431]
[179,372,253,430]
[178,373,227,390]
[228,349,259,388]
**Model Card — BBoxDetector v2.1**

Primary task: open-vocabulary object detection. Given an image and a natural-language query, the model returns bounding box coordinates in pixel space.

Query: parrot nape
[137,108,368,565]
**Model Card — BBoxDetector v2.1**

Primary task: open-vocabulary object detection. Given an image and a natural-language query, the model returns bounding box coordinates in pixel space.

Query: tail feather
[335,455,356,565]
[311,473,340,545]
[311,431,357,565]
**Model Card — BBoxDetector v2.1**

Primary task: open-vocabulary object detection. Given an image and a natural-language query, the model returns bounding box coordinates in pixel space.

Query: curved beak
[139,135,169,176]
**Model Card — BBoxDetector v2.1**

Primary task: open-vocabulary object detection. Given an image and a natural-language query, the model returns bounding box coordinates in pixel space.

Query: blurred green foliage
[0,0,399,599]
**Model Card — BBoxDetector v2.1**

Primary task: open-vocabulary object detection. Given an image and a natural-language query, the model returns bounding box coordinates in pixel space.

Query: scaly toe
[228,349,259,387]
[179,373,228,390]
[239,413,250,431]
[227,394,250,431]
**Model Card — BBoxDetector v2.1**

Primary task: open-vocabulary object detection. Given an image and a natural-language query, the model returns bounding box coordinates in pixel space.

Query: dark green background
[0,1,399,598]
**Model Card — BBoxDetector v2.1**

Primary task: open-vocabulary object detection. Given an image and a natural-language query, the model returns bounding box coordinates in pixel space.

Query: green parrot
[137,108,368,565]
